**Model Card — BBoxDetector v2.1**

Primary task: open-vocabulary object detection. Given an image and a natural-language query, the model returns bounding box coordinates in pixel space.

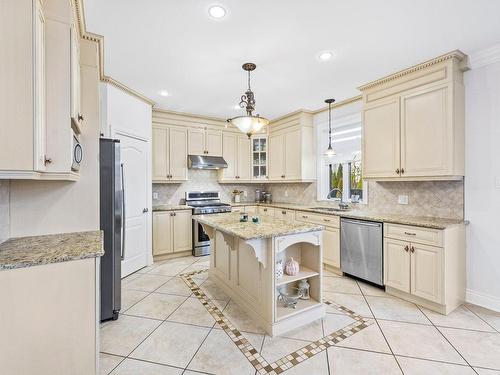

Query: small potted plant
[232,189,243,203]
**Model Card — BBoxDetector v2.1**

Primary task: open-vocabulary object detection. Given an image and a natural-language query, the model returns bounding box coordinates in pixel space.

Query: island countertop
[194,212,323,240]
[0,230,104,271]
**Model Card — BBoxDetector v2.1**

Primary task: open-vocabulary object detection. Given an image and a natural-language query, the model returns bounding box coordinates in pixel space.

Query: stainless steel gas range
[185,191,232,257]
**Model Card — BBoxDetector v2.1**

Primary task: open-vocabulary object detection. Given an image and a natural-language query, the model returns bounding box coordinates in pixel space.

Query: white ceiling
[84,0,500,119]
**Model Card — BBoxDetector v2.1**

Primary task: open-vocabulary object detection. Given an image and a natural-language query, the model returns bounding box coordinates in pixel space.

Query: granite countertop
[0,230,104,271]
[226,202,464,230]
[194,212,324,240]
[153,204,191,212]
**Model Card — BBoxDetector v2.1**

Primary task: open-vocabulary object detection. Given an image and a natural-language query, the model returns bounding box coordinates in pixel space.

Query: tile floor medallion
[100,256,500,375]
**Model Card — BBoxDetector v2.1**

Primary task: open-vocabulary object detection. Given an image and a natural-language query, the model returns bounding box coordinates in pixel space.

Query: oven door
[193,219,211,256]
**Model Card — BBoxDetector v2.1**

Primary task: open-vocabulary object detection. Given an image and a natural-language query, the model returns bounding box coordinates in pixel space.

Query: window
[328,159,363,203]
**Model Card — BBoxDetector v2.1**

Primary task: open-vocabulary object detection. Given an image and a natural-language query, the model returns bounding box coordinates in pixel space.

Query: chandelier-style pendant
[227,63,269,138]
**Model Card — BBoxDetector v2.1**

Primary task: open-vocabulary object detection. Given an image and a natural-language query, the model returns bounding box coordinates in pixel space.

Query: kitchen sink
[309,207,350,212]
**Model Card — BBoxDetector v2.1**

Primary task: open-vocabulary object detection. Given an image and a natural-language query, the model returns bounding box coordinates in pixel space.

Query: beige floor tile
[323,291,373,317]
[155,277,194,297]
[334,319,392,354]
[130,321,210,368]
[181,262,210,274]
[135,261,164,274]
[121,273,142,283]
[279,318,324,342]
[323,269,342,277]
[358,281,389,297]
[147,262,192,277]
[100,315,161,356]
[328,347,401,375]
[322,312,357,334]
[200,278,231,302]
[188,329,262,375]
[466,304,500,332]
[99,353,124,375]
[190,272,209,282]
[222,300,265,334]
[322,276,362,294]
[422,305,495,332]
[125,293,187,320]
[261,335,313,363]
[397,356,476,375]
[366,296,431,325]
[120,289,149,311]
[283,351,330,375]
[378,320,466,364]
[439,327,500,369]
[109,358,182,375]
[167,297,216,328]
[474,368,500,374]
[183,371,213,375]
[122,274,171,292]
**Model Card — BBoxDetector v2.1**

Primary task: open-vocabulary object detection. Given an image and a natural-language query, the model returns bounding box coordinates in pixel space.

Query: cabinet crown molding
[358,50,469,92]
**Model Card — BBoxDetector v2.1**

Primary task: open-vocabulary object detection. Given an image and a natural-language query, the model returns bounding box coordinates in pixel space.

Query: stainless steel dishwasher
[340,218,383,286]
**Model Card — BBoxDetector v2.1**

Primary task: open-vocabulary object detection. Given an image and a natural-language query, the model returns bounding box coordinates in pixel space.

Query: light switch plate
[153,192,159,200]
[398,195,409,205]
[285,190,289,197]
[243,190,248,197]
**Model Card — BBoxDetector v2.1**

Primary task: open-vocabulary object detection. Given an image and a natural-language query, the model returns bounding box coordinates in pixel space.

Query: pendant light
[323,98,336,157]
[227,63,269,138]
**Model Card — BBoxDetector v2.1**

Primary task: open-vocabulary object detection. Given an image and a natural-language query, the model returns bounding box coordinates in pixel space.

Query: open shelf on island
[276,266,319,287]
[276,298,322,321]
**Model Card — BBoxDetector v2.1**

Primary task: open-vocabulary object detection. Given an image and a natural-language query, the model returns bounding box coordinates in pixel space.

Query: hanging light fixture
[227,63,269,138]
[324,98,336,157]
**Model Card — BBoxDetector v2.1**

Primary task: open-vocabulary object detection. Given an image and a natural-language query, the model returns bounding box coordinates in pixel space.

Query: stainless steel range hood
[188,155,228,169]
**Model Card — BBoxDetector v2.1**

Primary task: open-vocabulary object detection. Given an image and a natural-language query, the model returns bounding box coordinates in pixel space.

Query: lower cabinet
[383,223,464,314]
[258,206,275,217]
[153,210,192,256]
[275,209,295,222]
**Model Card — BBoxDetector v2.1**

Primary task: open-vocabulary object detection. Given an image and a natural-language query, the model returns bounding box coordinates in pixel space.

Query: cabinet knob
[78,113,84,122]
[143,208,149,213]
[396,168,400,175]
[401,168,405,175]
[282,211,286,214]
[410,246,415,253]
[302,215,308,218]
[323,218,330,222]
[404,245,409,252]
[44,156,52,165]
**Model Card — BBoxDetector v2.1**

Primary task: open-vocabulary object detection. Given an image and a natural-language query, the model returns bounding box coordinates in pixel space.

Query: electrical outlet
[153,192,159,200]
[398,195,409,205]
[285,190,288,197]
[243,190,248,197]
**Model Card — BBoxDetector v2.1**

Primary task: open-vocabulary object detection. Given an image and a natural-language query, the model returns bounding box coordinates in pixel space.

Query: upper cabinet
[188,128,223,156]
[152,126,188,183]
[0,0,80,180]
[360,51,468,181]
[219,133,251,181]
[268,111,316,182]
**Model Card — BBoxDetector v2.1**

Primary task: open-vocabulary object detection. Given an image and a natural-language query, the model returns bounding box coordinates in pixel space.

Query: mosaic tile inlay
[181,269,373,375]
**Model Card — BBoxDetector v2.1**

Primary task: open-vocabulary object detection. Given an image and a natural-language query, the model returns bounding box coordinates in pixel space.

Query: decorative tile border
[181,269,373,374]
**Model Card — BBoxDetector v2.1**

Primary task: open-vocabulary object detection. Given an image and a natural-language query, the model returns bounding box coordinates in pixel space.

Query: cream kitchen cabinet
[219,133,251,181]
[360,51,467,181]
[383,222,465,314]
[188,128,223,156]
[153,210,192,256]
[268,111,316,182]
[275,209,295,222]
[258,206,275,217]
[0,0,79,181]
[152,126,188,182]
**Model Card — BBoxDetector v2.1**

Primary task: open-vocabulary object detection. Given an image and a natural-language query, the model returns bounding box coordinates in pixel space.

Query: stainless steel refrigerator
[100,138,124,321]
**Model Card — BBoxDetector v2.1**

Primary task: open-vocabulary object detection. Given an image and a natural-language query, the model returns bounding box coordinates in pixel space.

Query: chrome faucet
[327,188,349,210]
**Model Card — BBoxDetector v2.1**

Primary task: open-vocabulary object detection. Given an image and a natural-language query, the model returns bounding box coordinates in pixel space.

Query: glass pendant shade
[324,144,336,157]
[230,115,269,137]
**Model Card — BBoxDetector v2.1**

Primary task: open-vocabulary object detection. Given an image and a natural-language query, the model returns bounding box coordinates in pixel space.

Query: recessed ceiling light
[318,51,335,61]
[158,90,169,97]
[208,5,226,19]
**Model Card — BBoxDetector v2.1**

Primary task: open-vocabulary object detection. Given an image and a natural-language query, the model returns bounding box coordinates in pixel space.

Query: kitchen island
[194,212,325,336]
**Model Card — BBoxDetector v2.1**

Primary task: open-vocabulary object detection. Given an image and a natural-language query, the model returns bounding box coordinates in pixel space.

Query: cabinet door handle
[404,232,416,236]
[302,215,308,218]
[44,156,52,165]
[263,208,267,212]
[410,246,415,253]
[401,168,405,174]
[282,211,286,214]
[170,212,174,216]
[143,208,149,213]
[323,218,331,222]
[78,113,84,122]
[396,168,400,175]
[404,245,409,252]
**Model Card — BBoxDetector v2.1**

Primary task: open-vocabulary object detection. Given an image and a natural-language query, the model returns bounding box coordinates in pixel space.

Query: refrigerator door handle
[121,162,126,261]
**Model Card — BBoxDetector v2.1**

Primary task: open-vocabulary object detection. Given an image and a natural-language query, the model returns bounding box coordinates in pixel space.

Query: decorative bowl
[278,287,303,309]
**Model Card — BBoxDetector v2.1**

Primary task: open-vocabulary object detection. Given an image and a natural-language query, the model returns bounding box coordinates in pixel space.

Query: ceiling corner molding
[469,44,500,69]
[153,108,228,127]
[357,50,469,91]
[72,0,156,106]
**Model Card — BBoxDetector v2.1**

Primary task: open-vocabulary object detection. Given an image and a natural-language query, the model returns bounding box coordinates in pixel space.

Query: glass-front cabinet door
[252,136,268,179]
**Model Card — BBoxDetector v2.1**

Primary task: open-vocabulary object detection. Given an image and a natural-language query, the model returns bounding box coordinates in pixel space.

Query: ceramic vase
[284,257,299,276]
[275,260,284,279]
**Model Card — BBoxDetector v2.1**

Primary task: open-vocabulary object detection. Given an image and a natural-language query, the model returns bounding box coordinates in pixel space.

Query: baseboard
[466,288,500,312]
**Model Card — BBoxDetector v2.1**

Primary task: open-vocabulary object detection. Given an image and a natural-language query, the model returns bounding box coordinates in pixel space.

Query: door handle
[120,163,126,261]
[143,208,149,213]
[404,245,409,252]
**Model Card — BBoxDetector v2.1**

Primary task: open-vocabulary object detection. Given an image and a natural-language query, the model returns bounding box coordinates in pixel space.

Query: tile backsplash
[152,171,464,220]
[0,181,10,243]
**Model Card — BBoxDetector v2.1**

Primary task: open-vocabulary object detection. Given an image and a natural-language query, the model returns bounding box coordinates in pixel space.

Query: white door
[117,133,149,276]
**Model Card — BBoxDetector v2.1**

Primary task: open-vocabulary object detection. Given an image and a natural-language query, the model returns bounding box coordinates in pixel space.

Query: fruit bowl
[277,287,303,309]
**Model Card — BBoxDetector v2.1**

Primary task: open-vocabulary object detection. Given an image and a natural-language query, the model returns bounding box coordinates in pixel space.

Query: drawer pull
[323,218,331,222]
[410,246,415,253]
[282,211,286,214]
[404,232,416,236]
[263,208,267,212]
[302,215,308,218]
[404,245,409,252]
